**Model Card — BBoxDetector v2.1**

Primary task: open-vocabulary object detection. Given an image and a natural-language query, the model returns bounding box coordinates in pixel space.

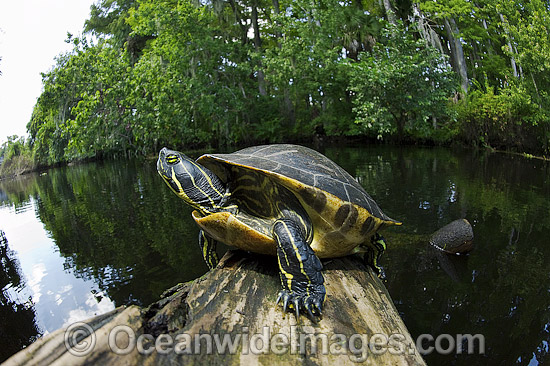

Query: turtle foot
[276,289,325,321]
[365,233,387,279]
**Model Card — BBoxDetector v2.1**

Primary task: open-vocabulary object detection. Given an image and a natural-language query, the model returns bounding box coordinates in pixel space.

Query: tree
[20,0,550,163]
[84,0,143,60]
[350,23,456,141]
[416,0,475,94]
[128,0,256,147]
[27,39,134,164]
[0,136,34,177]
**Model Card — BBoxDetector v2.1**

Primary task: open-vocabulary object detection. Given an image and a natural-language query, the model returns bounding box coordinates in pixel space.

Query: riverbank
[2,136,549,183]
[0,154,34,180]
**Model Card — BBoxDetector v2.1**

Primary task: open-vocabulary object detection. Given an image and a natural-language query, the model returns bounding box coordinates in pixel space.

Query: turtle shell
[198,144,398,223]
[195,144,400,258]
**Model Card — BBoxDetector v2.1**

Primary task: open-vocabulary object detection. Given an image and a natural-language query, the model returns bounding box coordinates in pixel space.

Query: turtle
[157,144,401,319]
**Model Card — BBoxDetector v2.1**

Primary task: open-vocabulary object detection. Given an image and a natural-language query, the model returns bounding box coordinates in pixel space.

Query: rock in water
[430,219,474,254]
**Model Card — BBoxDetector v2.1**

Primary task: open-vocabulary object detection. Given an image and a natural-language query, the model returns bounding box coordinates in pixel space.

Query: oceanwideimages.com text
[65,322,485,362]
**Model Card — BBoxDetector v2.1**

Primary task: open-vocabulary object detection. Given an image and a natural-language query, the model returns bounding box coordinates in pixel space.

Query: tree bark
[383,0,397,25]
[413,4,445,56]
[444,17,469,94]
[5,250,426,365]
[272,0,296,126]
[499,13,521,79]
[251,2,267,96]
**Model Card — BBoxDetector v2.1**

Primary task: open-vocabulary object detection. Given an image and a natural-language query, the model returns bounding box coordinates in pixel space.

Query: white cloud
[27,261,47,303]
[63,292,116,327]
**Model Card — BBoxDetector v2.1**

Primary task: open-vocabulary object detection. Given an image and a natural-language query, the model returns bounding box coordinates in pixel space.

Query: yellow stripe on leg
[279,221,313,296]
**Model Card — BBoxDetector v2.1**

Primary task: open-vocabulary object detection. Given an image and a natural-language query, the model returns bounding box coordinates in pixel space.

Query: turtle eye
[166,154,180,165]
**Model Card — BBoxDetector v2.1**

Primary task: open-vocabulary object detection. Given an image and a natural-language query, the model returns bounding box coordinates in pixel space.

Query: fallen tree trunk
[5,250,426,365]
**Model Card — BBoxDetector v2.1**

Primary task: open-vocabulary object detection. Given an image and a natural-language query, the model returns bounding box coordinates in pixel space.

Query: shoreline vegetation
[2,0,550,178]
[1,136,548,182]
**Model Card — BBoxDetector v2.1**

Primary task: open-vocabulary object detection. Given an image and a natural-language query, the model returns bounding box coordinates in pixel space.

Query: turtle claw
[305,304,315,319]
[276,292,283,305]
[304,300,320,321]
[305,295,323,320]
[276,290,324,321]
[312,298,323,317]
[377,267,387,280]
[293,298,300,318]
[283,295,290,313]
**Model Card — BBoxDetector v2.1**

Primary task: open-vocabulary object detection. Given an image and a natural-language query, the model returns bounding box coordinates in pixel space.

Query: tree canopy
[4,0,550,167]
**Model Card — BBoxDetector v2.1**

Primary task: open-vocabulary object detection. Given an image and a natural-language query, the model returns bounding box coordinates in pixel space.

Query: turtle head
[157,147,226,213]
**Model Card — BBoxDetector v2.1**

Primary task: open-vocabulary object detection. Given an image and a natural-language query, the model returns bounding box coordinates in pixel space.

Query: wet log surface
[5,250,426,365]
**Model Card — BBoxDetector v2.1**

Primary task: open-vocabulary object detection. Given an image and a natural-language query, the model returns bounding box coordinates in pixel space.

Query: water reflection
[0,230,41,363]
[32,160,208,307]
[0,146,549,365]
[0,159,209,362]
[329,146,550,365]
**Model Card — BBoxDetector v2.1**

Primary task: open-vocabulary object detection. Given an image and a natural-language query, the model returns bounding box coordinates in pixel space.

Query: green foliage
[85,0,136,49]
[417,0,509,89]
[27,40,135,165]
[129,0,259,147]
[0,136,34,178]
[499,0,550,152]
[13,0,550,167]
[350,23,456,140]
[457,82,545,150]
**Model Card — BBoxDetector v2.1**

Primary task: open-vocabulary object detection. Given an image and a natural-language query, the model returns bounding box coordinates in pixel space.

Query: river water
[0,144,548,364]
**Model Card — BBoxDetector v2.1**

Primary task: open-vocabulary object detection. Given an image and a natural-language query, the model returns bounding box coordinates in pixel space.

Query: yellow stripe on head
[171,167,193,202]
[178,162,220,210]
[190,160,224,198]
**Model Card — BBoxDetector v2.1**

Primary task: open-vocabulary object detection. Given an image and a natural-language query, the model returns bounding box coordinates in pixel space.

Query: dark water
[0,145,549,364]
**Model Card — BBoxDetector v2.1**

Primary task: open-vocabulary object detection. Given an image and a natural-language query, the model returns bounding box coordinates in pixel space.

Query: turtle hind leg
[273,219,326,320]
[365,232,387,278]
[199,230,219,269]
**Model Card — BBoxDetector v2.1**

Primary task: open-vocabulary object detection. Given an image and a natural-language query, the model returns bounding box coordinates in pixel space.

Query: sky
[0,0,96,145]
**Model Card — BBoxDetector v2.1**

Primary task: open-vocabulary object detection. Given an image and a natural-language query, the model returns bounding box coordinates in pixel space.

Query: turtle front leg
[273,219,326,320]
[199,230,219,269]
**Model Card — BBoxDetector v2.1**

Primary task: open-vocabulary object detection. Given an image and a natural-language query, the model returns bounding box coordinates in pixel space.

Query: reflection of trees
[325,145,464,232]
[32,159,208,307]
[0,174,37,209]
[0,231,41,363]
[327,146,550,365]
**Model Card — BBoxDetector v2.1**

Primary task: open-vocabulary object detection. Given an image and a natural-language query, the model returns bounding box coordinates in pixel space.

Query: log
[4,250,426,365]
